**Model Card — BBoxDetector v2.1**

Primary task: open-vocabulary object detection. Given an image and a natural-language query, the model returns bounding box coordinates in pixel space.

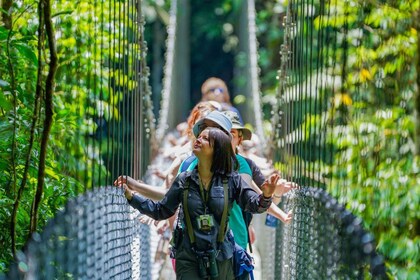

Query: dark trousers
[175,248,235,280]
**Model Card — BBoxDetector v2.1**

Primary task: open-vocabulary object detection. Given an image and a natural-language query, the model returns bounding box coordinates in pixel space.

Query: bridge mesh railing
[4,187,388,280]
[271,187,387,279]
[5,187,149,280]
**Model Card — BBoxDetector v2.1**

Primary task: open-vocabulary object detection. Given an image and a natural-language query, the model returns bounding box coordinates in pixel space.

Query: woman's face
[192,128,213,158]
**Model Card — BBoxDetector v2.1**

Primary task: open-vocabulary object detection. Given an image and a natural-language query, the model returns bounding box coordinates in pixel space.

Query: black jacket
[129,167,272,260]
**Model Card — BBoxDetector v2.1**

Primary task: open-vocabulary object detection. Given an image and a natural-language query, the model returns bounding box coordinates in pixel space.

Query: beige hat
[221,111,252,140]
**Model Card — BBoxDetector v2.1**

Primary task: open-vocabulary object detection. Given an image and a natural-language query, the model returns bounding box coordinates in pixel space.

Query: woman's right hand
[114,175,136,190]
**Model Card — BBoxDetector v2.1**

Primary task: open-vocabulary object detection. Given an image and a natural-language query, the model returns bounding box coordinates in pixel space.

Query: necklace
[200,177,211,189]
[198,171,212,189]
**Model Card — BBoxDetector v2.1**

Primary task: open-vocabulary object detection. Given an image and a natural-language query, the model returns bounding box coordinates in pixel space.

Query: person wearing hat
[179,111,294,251]
[118,122,280,279]
[192,110,233,139]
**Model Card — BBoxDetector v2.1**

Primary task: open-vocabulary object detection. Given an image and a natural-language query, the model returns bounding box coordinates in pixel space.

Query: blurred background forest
[0,0,419,278]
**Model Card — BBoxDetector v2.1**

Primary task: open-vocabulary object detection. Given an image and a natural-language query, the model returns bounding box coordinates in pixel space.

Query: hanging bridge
[1,0,392,279]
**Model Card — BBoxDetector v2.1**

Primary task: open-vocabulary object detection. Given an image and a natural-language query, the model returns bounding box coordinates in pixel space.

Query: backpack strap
[180,155,197,173]
[217,178,229,243]
[183,179,196,244]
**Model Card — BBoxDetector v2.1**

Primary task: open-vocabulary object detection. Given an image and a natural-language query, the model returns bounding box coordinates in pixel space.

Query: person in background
[200,77,244,123]
[117,123,279,279]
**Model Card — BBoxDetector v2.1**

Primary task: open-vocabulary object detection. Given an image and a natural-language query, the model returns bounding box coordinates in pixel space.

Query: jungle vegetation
[0,0,419,278]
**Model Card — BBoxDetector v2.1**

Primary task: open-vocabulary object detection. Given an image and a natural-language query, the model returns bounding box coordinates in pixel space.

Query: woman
[120,126,278,279]
[180,111,294,251]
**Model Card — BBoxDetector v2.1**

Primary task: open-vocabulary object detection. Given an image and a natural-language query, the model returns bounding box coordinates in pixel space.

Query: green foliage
[0,0,148,272]
[0,0,418,278]
[302,0,419,278]
[256,0,419,278]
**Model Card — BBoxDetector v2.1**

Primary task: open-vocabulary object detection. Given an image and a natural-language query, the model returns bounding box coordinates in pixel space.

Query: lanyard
[199,177,212,209]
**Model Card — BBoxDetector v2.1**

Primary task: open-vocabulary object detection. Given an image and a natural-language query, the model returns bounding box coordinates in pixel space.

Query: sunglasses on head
[206,87,224,94]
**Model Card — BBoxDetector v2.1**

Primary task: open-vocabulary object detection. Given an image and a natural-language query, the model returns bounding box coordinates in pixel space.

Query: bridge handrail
[257,187,388,279]
[5,187,150,280]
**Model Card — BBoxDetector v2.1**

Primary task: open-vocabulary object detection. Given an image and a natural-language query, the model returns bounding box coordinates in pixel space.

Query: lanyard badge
[197,214,214,231]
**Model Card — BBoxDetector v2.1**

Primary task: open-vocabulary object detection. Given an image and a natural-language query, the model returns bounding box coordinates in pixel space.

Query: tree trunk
[29,0,57,236]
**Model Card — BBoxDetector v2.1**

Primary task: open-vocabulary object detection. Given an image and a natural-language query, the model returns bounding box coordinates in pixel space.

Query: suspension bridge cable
[132,0,138,179]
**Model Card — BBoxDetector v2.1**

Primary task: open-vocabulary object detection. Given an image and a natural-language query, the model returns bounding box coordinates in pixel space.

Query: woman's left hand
[261,173,280,198]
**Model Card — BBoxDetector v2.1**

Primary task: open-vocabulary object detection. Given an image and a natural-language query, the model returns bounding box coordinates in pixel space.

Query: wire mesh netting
[271,187,388,279]
[5,187,151,280]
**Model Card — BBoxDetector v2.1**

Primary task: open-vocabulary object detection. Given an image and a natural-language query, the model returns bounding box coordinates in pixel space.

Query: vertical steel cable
[130,0,136,179]
[106,0,112,186]
[303,0,309,188]
[307,0,315,188]
[100,0,107,186]
[288,0,296,184]
[328,0,339,195]
[335,0,349,200]
[121,0,127,180]
[322,0,333,195]
[137,1,145,179]
[289,0,296,184]
[85,1,92,189]
[286,1,294,182]
[92,0,99,188]
[123,0,129,179]
[297,0,303,186]
[115,0,121,181]
[110,0,117,182]
[134,0,142,180]
[88,0,95,188]
[315,0,326,190]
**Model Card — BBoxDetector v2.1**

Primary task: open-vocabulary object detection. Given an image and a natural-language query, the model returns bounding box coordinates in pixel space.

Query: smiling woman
[116,114,279,279]
[193,127,237,179]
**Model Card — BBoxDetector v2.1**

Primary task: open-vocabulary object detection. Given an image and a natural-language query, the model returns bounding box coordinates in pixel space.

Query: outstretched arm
[114,175,166,201]
[117,176,183,221]
[267,204,293,224]
[113,153,187,201]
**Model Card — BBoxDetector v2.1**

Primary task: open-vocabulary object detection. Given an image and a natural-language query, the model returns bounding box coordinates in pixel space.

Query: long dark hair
[207,127,239,175]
